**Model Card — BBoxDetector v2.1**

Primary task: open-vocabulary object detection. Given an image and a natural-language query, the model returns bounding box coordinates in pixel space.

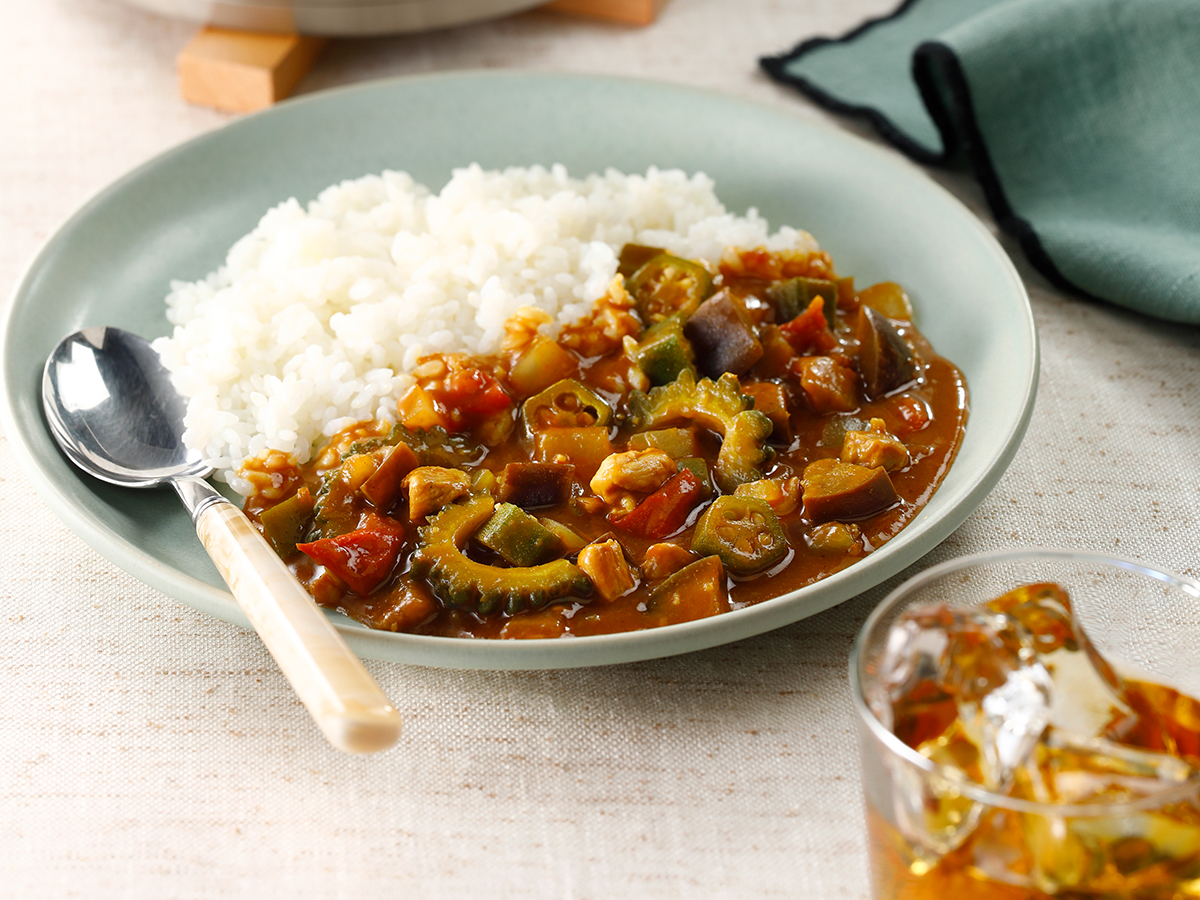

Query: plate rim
[1,69,1038,670]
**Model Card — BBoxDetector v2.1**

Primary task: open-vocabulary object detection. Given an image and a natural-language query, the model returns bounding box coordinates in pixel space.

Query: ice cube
[1022,727,1196,805]
[985,582,1134,737]
[874,604,1053,788]
[872,603,1053,857]
[1007,728,1200,893]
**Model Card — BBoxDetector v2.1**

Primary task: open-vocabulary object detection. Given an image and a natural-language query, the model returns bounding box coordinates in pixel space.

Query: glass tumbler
[850,549,1200,900]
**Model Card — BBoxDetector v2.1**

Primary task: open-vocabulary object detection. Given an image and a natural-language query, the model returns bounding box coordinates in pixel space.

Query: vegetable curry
[242,243,967,639]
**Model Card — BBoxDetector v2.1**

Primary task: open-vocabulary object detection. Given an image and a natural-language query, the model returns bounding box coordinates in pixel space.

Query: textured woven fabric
[763,0,1200,324]
[3,1,1200,898]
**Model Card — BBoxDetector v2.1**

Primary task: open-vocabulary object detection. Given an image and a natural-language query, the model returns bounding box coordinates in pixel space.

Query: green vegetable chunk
[675,457,712,497]
[409,495,593,617]
[627,254,713,324]
[617,243,666,278]
[627,427,700,459]
[474,503,566,567]
[691,495,789,576]
[633,316,696,386]
[767,276,838,323]
[261,487,315,559]
[627,370,773,492]
[646,555,728,625]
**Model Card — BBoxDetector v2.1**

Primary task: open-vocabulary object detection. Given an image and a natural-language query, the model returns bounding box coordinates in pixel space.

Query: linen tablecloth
[3,1,1199,897]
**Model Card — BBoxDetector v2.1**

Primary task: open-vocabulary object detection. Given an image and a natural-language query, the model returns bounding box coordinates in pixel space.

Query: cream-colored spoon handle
[195,500,401,754]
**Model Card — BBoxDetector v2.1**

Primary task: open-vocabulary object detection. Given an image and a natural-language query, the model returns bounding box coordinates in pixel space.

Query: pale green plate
[0,71,1037,669]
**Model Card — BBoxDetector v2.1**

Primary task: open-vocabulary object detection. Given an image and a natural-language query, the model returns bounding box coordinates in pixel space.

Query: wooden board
[178,28,327,113]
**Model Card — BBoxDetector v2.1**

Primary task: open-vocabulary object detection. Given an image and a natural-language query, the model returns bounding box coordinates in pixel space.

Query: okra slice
[521,378,613,433]
[627,254,713,324]
[691,495,788,576]
[474,502,566,567]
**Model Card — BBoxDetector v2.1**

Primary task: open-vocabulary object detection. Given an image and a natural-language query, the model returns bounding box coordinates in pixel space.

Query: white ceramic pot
[118,0,547,36]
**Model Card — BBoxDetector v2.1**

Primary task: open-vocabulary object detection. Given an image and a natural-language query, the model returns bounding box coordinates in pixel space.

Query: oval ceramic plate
[1,71,1036,669]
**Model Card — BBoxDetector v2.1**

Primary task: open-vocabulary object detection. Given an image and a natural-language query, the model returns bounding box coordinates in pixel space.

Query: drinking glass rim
[850,546,1200,816]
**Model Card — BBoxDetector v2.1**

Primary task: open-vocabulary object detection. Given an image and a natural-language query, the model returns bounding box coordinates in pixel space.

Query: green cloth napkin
[762,0,1200,324]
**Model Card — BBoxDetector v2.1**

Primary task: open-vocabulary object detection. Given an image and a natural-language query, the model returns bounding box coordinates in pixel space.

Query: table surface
[3,1,1199,897]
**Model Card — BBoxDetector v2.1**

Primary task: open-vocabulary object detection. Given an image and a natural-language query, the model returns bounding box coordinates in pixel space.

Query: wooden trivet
[542,0,668,26]
[178,28,327,113]
[177,0,668,113]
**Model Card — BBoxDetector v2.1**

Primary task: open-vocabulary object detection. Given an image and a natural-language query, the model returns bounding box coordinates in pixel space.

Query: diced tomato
[780,296,837,354]
[428,365,512,429]
[892,396,932,434]
[610,468,704,540]
[297,513,407,597]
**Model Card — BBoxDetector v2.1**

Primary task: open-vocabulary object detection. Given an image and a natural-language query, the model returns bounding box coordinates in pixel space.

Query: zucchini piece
[508,337,579,398]
[633,316,696,386]
[538,517,588,555]
[627,426,700,459]
[475,503,566,567]
[533,426,614,482]
[767,276,838,324]
[260,487,315,559]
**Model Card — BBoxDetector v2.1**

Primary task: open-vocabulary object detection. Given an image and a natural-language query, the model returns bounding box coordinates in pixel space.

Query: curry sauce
[242,244,968,639]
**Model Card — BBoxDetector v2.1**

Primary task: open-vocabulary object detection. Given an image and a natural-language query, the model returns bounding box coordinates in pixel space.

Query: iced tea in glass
[851,550,1200,899]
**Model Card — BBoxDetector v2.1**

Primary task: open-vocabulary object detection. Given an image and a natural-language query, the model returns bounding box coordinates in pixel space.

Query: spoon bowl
[44,327,209,485]
[42,327,402,754]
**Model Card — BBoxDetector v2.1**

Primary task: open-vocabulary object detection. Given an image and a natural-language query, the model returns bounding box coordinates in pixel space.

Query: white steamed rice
[152,164,817,491]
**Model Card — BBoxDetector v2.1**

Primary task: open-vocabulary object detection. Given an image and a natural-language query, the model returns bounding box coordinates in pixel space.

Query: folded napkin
[762,0,1200,324]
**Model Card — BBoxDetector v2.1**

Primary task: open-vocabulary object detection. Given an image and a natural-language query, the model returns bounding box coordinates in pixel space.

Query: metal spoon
[42,327,401,754]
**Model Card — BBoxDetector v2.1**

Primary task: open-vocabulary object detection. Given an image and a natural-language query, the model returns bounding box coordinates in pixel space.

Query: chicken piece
[807,522,863,556]
[841,417,909,472]
[589,448,677,512]
[559,275,642,358]
[640,542,699,582]
[733,476,803,517]
[402,466,471,522]
[576,539,639,603]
